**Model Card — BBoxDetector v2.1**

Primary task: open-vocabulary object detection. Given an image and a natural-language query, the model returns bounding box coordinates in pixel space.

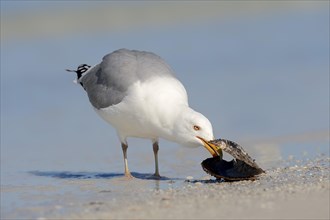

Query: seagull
[67,49,215,178]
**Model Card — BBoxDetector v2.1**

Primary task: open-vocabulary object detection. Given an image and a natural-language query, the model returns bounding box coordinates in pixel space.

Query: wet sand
[2,156,329,219]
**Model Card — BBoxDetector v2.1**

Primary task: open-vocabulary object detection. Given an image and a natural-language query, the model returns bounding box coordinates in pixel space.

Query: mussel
[199,138,265,181]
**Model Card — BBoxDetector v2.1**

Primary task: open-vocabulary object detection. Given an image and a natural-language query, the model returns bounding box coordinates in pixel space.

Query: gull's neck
[156,106,195,142]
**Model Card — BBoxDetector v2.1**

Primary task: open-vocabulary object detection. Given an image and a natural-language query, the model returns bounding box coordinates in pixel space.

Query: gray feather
[80,49,175,109]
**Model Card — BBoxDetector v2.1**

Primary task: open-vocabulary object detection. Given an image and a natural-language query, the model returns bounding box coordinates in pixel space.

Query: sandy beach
[2,156,329,219]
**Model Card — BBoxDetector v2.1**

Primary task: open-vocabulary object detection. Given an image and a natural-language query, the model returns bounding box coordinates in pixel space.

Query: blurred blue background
[1,1,329,179]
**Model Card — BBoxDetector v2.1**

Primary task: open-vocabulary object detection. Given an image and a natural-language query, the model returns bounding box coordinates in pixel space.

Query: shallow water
[1,3,329,218]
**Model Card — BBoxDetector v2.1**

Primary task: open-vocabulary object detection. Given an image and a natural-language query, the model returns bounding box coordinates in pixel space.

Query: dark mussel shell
[201,138,265,181]
[201,156,264,181]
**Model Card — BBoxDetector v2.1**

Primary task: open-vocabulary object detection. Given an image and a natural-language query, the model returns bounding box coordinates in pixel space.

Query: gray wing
[80,49,175,109]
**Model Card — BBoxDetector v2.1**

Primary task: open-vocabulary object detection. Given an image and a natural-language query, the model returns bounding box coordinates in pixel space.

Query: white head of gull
[68,49,214,178]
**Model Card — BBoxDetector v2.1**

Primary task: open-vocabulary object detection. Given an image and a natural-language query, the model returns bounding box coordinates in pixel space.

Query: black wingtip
[66,64,91,79]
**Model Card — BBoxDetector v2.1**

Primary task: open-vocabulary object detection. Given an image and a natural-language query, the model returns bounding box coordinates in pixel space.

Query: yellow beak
[197,136,223,158]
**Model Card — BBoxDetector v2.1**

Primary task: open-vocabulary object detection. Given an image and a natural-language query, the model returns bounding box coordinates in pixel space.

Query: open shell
[201,139,265,181]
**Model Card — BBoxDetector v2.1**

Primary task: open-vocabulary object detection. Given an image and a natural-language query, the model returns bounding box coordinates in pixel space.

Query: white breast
[94,76,188,142]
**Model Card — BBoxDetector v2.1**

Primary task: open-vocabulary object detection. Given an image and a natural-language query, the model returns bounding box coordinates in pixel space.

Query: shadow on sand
[29,171,180,181]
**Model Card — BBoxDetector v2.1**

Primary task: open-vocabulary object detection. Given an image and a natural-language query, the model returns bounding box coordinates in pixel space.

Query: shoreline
[3,156,329,219]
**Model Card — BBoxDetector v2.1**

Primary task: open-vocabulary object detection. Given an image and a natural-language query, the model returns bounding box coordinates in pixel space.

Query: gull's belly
[94,105,159,139]
[93,77,189,140]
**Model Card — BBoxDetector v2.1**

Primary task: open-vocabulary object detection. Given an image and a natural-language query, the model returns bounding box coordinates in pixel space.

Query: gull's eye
[193,125,201,131]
